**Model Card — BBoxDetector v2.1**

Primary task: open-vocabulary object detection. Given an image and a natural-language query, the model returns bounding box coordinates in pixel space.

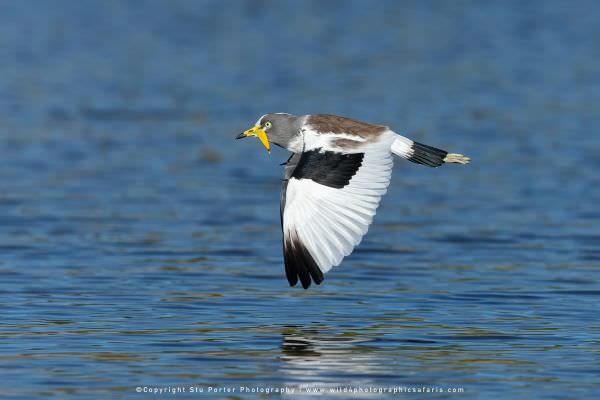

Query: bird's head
[237,113,300,153]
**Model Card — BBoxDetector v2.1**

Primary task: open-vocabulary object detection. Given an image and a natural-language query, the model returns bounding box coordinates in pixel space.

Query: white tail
[390,135,414,159]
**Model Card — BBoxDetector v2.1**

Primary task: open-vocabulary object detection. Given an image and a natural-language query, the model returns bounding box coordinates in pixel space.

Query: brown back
[306,114,387,138]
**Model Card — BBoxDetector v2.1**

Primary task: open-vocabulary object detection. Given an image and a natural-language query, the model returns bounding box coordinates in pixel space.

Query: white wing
[281,132,395,288]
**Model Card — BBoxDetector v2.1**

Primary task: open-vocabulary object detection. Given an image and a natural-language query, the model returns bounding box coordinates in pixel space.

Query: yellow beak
[236,126,270,153]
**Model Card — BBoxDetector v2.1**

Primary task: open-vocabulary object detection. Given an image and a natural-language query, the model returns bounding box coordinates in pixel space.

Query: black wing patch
[407,142,448,167]
[284,233,324,289]
[291,149,364,188]
[280,153,301,228]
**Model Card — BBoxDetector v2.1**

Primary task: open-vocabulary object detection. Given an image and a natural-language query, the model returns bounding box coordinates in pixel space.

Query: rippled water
[1,1,600,398]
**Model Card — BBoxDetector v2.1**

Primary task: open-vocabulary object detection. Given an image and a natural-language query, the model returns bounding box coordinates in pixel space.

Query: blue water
[1,1,600,398]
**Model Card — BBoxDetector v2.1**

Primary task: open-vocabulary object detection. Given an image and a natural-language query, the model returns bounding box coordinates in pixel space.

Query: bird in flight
[237,113,470,289]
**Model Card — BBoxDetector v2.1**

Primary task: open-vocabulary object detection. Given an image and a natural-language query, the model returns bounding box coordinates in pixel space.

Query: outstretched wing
[280,135,394,289]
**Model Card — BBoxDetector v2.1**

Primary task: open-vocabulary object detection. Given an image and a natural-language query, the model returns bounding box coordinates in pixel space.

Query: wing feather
[281,132,396,287]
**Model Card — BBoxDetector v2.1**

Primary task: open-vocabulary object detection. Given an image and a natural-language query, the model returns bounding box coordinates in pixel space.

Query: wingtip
[284,232,324,290]
[301,280,311,290]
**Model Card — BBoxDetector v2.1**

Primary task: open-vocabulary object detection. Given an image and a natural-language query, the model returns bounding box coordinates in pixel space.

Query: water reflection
[280,326,381,389]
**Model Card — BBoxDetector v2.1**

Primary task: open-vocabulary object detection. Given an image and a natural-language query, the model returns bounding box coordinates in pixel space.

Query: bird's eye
[264,121,272,129]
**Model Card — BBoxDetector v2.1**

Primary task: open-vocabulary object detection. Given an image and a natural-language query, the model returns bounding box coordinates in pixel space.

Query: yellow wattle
[255,129,270,153]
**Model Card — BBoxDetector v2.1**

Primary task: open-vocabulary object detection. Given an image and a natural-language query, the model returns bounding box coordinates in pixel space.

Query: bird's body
[238,113,469,289]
